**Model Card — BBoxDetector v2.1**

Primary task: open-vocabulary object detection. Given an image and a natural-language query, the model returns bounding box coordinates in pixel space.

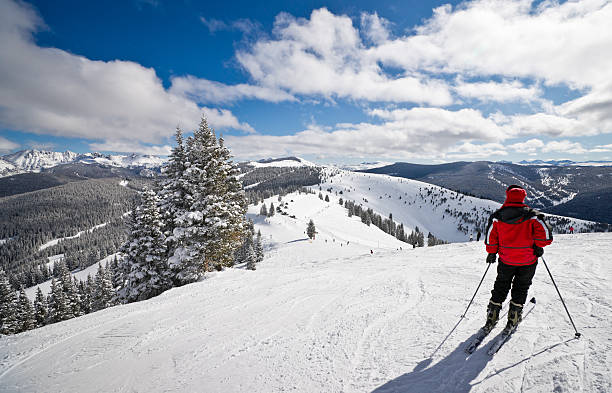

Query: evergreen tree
[245,242,257,271]
[325,195,330,202]
[93,264,116,311]
[167,117,247,279]
[48,278,70,323]
[17,288,36,332]
[254,230,264,264]
[269,202,275,217]
[259,203,268,216]
[122,189,171,302]
[307,220,316,239]
[33,287,48,327]
[78,278,92,315]
[56,261,80,318]
[0,269,18,335]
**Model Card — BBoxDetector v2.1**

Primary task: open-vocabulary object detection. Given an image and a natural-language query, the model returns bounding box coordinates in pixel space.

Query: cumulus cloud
[0,0,254,151]
[453,79,543,104]
[170,76,295,104]
[225,107,512,160]
[234,8,453,105]
[0,135,20,153]
[372,0,612,88]
[541,140,588,154]
[88,141,173,155]
[360,12,391,45]
[508,138,544,155]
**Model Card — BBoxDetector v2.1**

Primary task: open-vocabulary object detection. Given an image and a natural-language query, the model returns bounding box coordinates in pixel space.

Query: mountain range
[362,161,612,224]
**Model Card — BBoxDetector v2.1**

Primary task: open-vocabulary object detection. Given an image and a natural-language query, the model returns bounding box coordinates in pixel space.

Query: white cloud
[453,79,543,103]
[200,17,260,35]
[0,0,254,149]
[225,107,510,160]
[371,0,612,88]
[201,107,255,134]
[360,12,391,45]
[88,141,173,155]
[235,8,453,105]
[200,17,228,33]
[541,140,587,154]
[170,76,295,104]
[508,138,544,154]
[0,135,20,153]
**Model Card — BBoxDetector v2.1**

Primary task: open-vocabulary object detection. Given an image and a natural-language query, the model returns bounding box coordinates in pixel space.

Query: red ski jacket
[485,187,553,266]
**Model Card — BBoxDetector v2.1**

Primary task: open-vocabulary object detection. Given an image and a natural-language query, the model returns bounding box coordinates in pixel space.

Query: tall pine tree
[0,269,18,335]
[122,189,171,302]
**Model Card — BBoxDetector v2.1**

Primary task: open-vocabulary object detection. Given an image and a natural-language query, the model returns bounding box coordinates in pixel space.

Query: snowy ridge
[248,156,316,168]
[316,167,595,243]
[3,197,610,392]
[2,149,79,171]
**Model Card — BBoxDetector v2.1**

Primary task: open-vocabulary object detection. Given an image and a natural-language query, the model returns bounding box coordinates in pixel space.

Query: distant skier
[370,249,373,254]
[476,230,481,242]
[482,185,553,334]
[569,226,574,234]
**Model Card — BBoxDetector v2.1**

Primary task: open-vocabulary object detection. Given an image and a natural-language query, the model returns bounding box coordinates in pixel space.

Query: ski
[487,297,536,356]
[487,325,517,355]
[465,327,493,354]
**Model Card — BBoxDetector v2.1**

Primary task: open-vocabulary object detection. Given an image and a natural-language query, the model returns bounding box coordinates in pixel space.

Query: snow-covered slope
[316,168,595,243]
[0,158,19,177]
[4,191,611,392]
[78,152,166,169]
[248,156,316,168]
[1,199,609,392]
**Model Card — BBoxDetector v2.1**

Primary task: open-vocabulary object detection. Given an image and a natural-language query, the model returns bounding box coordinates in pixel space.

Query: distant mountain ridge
[0,149,168,177]
[362,161,612,224]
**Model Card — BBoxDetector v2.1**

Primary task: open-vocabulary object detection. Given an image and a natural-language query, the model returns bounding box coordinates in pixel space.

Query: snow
[3,189,610,393]
[24,253,120,301]
[248,157,316,168]
[38,223,109,251]
[119,180,129,187]
[46,254,65,270]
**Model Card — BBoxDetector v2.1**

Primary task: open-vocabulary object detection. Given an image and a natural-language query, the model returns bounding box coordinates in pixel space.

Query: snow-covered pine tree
[168,117,247,278]
[0,269,18,335]
[325,195,330,202]
[17,288,36,332]
[269,202,275,217]
[254,230,264,264]
[307,219,316,239]
[245,241,257,270]
[48,277,70,323]
[260,203,268,216]
[33,287,48,327]
[122,189,171,302]
[56,261,80,318]
[93,264,116,311]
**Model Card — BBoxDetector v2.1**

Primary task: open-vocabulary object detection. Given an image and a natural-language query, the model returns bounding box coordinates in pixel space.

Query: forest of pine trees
[1,117,256,336]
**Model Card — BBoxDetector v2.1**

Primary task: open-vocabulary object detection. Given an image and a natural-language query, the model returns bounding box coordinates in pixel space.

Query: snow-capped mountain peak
[2,149,79,171]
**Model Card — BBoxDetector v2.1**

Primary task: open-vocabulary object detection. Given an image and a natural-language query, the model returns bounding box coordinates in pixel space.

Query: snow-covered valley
[1,190,610,393]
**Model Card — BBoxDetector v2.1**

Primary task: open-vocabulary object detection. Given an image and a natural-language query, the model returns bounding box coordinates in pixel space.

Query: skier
[569,226,574,234]
[483,185,553,334]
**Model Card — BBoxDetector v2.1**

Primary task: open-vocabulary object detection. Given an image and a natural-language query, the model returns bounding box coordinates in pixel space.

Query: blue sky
[1,0,612,164]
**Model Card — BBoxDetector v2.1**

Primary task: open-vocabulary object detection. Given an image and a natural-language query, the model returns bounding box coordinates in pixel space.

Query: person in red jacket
[483,185,553,333]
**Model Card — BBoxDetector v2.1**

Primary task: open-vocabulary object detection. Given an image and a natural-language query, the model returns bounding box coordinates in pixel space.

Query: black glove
[533,245,544,257]
[486,253,497,264]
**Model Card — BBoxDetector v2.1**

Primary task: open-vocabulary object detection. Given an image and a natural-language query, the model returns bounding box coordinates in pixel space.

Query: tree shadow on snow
[286,238,309,244]
[371,332,492,393]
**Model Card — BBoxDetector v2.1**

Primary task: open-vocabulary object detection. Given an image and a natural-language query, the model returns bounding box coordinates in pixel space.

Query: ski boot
[483,300,502,333]
[503,301,523,334]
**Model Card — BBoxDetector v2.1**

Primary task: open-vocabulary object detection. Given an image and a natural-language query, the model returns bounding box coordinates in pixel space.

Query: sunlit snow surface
[2,192,610,393]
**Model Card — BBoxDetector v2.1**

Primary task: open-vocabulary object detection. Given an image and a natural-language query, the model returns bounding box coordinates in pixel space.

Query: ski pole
[461,262,492,318]
[541,257,581,338]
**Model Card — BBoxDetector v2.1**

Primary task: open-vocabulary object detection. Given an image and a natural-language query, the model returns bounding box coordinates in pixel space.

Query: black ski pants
[490,261,537,305]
